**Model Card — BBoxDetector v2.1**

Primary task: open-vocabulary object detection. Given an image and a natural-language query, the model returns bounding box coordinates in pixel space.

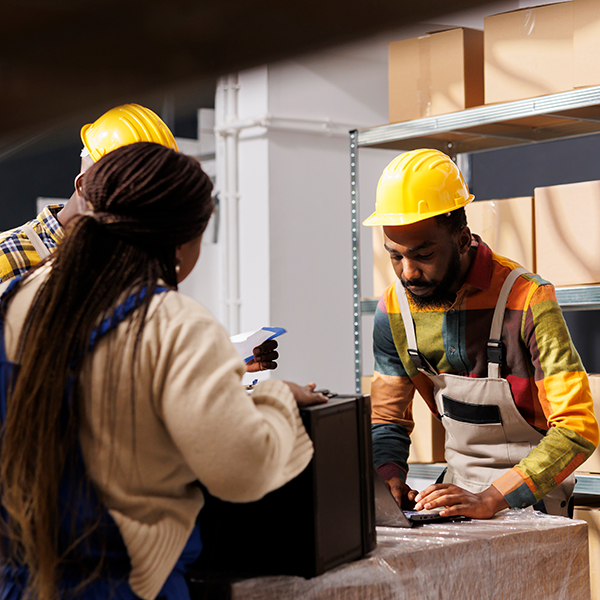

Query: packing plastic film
[228,510,590,600]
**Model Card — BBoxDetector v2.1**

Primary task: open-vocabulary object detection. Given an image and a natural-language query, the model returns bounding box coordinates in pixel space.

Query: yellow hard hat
[363,148,474,227]
[80,104,179,162]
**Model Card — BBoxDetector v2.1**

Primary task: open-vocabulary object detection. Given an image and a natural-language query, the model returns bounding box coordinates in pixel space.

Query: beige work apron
[396,268,575,517]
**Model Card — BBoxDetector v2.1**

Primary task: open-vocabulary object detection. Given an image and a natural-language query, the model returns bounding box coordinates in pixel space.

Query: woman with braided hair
[0,142,325,600]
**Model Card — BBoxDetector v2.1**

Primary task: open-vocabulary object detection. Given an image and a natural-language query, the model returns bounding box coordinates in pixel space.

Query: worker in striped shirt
[364,148,598,518]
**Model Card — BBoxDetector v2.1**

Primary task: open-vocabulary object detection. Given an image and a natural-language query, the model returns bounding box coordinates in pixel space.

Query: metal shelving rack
[350,85,600,496]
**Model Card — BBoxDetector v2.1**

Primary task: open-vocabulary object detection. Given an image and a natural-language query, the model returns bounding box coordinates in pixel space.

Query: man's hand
[414,483,509,519]
[377,463,417,509]
[245,340,279,373]
[284,382,329,407]
[386,476,418,510]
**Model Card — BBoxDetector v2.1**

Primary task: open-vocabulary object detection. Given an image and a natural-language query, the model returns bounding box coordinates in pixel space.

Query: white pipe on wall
[215,74,242,335]
[215,114,360,138]
[214,80,366,336]
[226,73,241,335]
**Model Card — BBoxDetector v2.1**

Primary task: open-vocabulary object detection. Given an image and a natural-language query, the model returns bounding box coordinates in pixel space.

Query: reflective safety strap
[487,267,528,378]
[395,279,438,376]
[22,224,51,259]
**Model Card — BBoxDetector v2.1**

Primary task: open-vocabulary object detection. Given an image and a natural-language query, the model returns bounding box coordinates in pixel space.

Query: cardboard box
[484,2,573,105]
[373,225,397,299]
[389,27,484,123]
[363,376,445,464]
[577,373,600,475]
[574,0,600,88]
[535,180,600,286]
[361,376,372,395]
[573,507,599,600]
[466,197,536,272]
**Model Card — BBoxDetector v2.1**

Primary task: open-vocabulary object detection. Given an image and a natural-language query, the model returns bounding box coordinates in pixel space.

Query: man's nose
[402,259,422,282]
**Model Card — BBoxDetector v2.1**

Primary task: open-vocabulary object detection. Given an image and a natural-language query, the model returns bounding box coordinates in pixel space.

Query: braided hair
[0,142,214,600]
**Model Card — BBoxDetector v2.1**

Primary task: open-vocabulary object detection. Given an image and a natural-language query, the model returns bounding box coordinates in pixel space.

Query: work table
[220,510,589,600]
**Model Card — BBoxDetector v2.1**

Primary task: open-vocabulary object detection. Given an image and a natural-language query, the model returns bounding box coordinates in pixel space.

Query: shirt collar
[464,234,493,292]
[38,205,66,244]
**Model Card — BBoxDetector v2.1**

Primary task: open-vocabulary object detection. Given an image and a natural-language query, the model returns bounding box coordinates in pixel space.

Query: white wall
[198,0,547,392]
[227,49,409,393]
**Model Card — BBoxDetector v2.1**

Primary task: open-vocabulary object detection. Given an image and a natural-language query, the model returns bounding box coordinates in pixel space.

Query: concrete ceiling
[1,0,501,143]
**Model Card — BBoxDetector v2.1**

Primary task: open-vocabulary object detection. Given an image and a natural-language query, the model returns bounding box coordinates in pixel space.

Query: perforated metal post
[350,130,362,394]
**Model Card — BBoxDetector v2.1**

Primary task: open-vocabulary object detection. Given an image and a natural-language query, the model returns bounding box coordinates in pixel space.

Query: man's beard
[401,247,462,309]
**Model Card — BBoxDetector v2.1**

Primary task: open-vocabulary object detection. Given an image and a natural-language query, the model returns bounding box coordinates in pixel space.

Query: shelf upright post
[350,130,362,394]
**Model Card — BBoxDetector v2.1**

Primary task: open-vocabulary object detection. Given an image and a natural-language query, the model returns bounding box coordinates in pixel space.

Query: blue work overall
[0,279,202,599]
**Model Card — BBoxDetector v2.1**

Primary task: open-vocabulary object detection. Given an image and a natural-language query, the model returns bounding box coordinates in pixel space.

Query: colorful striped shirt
[372,236,599,509]
[0,205,65,282]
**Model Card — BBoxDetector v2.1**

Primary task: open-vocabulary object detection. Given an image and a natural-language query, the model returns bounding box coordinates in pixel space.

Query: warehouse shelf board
[359,285,600,315]
[356,85,600,155]
[555,285,600,311]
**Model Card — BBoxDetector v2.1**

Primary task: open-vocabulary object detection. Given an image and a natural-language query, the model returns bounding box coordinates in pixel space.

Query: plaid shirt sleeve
[0,205,65,282]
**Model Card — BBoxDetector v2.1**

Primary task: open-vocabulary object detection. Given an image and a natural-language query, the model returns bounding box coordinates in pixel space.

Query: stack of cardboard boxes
[388,0,600,123]
[383,5,600,593]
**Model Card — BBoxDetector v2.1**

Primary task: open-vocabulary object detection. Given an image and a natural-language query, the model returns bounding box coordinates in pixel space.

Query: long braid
[0,143,214,600]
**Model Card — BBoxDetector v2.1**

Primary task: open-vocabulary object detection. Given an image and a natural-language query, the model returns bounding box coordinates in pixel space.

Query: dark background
[0,101,201,231]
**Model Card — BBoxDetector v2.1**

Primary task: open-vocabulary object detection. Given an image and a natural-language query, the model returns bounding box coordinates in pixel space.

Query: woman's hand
[284,382,329,407]
[245,340,279,373]
[414,483,509,519]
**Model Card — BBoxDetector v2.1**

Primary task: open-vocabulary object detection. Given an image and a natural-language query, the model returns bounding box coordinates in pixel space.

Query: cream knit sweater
[1,269,314,599]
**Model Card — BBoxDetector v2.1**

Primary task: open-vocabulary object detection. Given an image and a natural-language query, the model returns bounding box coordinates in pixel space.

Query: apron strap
[395,279,438,376]
[22,224,51,260]
[487,267,528,378]
[0,278,23,364]
[396,266,529,378]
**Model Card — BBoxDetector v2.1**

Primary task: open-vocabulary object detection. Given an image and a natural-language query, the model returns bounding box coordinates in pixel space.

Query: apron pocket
[442,395,502,425]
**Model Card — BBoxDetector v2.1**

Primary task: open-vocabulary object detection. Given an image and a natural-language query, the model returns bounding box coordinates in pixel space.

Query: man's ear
[74,172,85,195]
[458,226,472,255]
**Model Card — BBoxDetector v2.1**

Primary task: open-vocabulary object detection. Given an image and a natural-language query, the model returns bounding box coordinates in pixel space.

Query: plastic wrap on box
[227,510,590,600]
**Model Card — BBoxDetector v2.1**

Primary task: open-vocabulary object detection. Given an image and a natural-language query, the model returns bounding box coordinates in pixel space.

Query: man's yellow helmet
[363,148,474,227]
[80,104,178,162]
